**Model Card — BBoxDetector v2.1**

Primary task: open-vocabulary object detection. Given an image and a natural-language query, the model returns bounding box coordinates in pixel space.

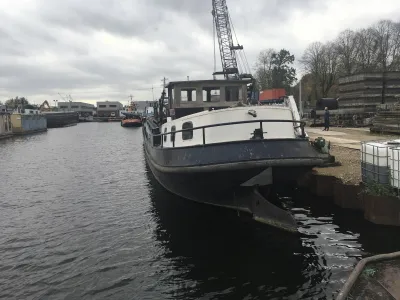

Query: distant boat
[38,101,79,128]
[79,113,93,122]
[121,112,142,127]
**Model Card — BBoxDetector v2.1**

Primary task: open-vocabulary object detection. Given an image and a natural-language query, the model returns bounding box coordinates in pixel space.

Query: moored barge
[143,79,329,232]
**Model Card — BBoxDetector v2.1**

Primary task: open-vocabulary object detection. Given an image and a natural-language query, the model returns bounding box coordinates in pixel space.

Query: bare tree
[392,22,400,68]
[372,20,398,72]
[301,42,339,98]
[300,18,400,104]
[353,28,379,72]
[368,20,400,103]
[254,48,275,90]
[336,29,358,75]
[320,42,340,97]
[300,42,324,99]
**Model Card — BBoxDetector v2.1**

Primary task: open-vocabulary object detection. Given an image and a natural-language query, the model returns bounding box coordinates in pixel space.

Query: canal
[1,122,400,299]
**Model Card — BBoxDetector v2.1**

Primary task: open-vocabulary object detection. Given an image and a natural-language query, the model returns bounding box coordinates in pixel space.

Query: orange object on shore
[259,89,286,101]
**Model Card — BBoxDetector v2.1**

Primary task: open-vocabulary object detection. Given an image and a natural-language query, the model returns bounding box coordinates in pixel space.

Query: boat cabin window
[163,127,167,142]
[182,122,193,140]
[171,126,176,142]
[180,90,187,102]
[180,89,196,102]
[203,88,220,102]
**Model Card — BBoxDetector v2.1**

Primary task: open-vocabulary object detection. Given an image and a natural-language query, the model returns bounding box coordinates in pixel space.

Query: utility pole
[299,77,303,118]
[68,94,72,110]
[159,77,168,122]
[161,77,168,89]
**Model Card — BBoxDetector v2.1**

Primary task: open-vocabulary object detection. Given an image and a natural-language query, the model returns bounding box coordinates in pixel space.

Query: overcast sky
[0,0,399,106]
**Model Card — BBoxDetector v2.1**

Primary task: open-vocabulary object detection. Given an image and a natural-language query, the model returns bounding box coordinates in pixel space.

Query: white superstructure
[157,79,305,148]
[161,105,300,148]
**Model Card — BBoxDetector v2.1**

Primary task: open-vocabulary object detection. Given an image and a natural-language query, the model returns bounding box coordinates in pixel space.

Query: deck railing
[151,119,306,148]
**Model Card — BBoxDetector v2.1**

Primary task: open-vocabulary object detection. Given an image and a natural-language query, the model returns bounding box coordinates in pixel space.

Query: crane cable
[213,12,217,79]
[228,12,251,75]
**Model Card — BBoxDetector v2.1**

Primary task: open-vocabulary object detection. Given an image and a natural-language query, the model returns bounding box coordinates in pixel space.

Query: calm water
[1,123,400,299]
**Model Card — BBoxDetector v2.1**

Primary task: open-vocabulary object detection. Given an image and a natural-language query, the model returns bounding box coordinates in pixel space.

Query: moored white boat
[143,79,329,232]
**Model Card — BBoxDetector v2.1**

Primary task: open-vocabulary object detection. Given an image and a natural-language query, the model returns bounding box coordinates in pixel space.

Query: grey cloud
[0,0,390,103]
[0,28,26,56]
[147,0,326,34]
[36,0,165,38]
[0,62,102,92]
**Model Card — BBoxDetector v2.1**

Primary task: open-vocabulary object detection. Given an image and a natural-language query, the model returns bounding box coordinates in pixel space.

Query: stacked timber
[338,71,400,108]
[370,102,400,134]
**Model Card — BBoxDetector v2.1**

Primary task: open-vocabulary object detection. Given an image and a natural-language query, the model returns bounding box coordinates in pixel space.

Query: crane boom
[211,0,258,103]
[212,0,242,79]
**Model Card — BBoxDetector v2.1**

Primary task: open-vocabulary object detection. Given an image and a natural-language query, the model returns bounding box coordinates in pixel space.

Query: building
[96,101,123,117]
[58,102,95,114]
[23,109,40,114]
[338,72,400,108]
[134,101,156,112]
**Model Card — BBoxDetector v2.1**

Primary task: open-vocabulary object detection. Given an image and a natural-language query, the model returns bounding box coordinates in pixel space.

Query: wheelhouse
[165,79,249,119]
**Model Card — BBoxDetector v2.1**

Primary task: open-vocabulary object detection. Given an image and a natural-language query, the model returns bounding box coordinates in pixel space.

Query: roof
[58,101,95,107]
[96,101,123,105]
[166,79,249,88]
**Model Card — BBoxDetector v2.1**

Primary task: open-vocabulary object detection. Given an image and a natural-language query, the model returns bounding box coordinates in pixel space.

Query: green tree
[254,48,297,91]
[271,49,297,91]
[5,96,30,108]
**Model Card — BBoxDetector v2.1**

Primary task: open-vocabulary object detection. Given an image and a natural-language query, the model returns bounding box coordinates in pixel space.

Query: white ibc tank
[389,147,400,188]
[361,140,400,185]
[361,141,390,165]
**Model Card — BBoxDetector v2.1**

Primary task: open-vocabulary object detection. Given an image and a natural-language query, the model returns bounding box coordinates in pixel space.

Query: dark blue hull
[142,121,326,207]
[43,112,79,128]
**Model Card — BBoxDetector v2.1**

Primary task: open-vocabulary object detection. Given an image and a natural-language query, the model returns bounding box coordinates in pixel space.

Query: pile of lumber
[370,102,400,134]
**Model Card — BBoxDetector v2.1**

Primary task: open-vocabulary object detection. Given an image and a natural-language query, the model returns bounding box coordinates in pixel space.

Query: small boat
[121,112,142,127]
[143,79,329,232]
[79,113,93,122]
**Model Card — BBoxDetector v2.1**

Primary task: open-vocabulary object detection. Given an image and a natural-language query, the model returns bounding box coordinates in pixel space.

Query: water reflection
[1,123,399,299]
[145,163,324,299]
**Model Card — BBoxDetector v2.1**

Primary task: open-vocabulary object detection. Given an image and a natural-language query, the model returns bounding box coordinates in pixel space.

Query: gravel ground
[314,145,361,185]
